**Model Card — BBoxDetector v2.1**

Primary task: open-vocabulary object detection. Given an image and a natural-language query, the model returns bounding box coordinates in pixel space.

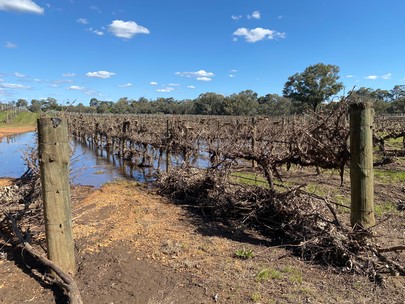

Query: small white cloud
[176,70,214,78]
[118,83,133,88]
[365,75,378,80]
[187,85,196,89]
[14,72,26,77]
[89,28,104,36]
[229,75,236,78]
[167,83,180,86]
[108,20,150,39]
[247,11,261,20]
[90,5,101,13]
[197,77,212,81]
[229,69,238,73]
[0,0,44,14]
[365,73,392,80]
[231,15,242,20]
[150,81,158,85]
[156,87,174,93]
[62,73,76,77]
[77,18,88,24]
[233,27,286,43]
[5,41,17,48]
[67,85,84,91]
[0,83,30,89]
[345,75,354,78]
[86,70,115,79]
[381,73,392,80]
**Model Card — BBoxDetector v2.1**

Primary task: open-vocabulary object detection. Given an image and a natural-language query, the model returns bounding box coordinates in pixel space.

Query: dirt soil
[1,171,404,304]
[0,126,36,139]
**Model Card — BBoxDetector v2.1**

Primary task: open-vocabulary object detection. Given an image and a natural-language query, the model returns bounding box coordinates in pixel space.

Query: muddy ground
[0,126,36,139]
[1,166,404,304]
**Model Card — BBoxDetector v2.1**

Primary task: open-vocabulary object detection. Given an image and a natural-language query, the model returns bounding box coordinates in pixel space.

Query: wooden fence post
[349,102,375,228]
[38,117,76,275]
[251,117,257,168]
[166,119,171,172]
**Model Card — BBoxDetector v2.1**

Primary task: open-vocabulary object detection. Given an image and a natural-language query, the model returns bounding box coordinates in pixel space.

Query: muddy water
[0,132,157,187]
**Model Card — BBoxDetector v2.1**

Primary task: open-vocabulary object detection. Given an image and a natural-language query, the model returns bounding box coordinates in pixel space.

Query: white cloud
[0,83,30,89]
[247,11,261,20]
[67,85,97,95]
[156,87,174,93]
[14,72,26,77]
[365,73,391,80]
[381,73,392,80]
[197,77,212,81]
[77,18,88,24]
[150,81,158,85]
[233,27,286,43]
[108,20,150,39]
[90,5,101,13]
[167,83,180,86]
[118,83,133,88]
[89,28,104,36]
[229,74,236,78]
[365,75,378,80]
[86,70,115,79]
[187,85,196,89]
[231,15,242,20]
[229,69,238,73]
[67,85,84,91]
[0,0,44,14]
[5,41,17,48]
[176,70,214,80]
[62,73,76,77]
[345,75,354,78]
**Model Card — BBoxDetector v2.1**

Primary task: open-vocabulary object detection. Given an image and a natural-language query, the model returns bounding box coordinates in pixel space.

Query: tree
[224,90,258,116]
[89,98,100,107]
[257,94,292,116]
[193,92,226,115]
[16,99,28,107]
[29,99,43,112]
[283,63,343,112]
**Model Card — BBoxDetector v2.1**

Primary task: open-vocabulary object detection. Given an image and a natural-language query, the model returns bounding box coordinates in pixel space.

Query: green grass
[234,247,255,260]
[230,171,269,188]
[0,111,38,127]
[255,268,281,283]
[374,201,398,217]
[374,169,405,184]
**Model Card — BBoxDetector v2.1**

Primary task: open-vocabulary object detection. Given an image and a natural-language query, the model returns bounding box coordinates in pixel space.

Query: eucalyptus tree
[283,63,343,112]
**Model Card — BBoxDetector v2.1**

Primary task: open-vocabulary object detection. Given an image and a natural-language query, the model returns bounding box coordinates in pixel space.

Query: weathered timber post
[166,119,171,172]
[349,102,375,228]
[251,117,257,168]
[38,117,76,275]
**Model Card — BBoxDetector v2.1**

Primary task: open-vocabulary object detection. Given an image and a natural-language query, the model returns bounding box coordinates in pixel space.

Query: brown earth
[1,175,404,304]
[0,126,36,139]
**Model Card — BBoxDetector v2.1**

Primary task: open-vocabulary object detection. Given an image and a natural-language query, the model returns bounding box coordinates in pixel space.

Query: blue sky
[0,0,404,105]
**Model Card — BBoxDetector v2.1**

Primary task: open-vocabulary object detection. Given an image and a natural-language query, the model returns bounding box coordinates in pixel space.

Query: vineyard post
[37,117,76,275]
[166,119,171,172]
[251,117,257,168]
[349,102,375,228]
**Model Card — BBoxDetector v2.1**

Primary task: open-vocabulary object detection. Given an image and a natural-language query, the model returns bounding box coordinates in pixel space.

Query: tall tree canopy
[283,63,343,111]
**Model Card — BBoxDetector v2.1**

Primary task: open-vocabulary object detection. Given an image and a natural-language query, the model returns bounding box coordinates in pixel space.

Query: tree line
[7,63,405,115]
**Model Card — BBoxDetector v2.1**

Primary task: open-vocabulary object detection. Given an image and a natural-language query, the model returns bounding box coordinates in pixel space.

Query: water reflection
[0,132,210,188]
[71,138,158,187]
[0,132,35,178]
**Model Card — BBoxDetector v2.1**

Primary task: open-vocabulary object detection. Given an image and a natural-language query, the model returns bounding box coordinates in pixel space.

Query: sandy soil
[0,126,36,139]
[1,178,404,304]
